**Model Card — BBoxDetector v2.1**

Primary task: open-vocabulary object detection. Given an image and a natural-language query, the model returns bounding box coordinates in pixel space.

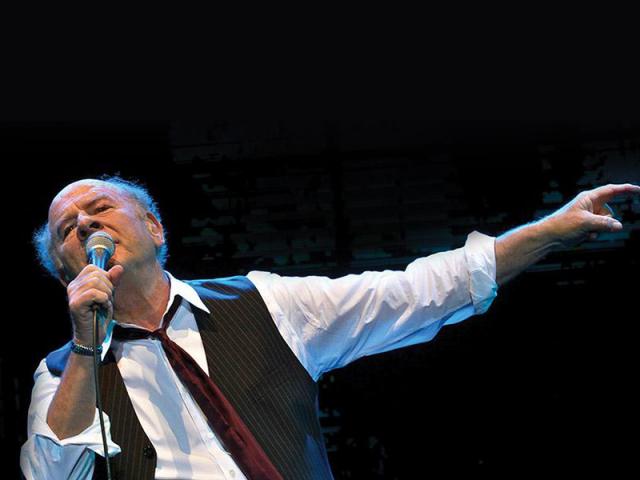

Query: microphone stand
[93,308,112,480]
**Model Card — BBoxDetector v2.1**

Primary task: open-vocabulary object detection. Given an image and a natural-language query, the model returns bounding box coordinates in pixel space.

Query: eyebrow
[55,194,114,237]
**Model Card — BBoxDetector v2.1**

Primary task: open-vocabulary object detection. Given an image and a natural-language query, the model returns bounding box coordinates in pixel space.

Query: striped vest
[46,276,334,479]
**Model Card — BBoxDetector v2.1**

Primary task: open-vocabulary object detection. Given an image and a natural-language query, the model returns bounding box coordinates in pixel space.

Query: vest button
[143,444,156,459]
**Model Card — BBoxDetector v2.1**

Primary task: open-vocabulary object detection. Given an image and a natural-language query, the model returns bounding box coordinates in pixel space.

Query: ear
[145,211,165,248]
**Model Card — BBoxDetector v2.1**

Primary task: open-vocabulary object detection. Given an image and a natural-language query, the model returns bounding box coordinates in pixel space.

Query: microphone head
[85,232,115,268]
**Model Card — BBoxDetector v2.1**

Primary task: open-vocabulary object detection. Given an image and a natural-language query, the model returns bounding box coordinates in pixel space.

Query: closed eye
[63,224,76,238]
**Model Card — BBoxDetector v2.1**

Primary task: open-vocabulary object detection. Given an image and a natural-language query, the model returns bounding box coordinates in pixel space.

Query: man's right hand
[67,264,124,345]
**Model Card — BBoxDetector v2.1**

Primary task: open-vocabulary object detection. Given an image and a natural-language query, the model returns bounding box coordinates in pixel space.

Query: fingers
[67,264,119,340]
[66,263,126,345]
[585,183,638,227]
[70,288,112,312]
[598,202,615,217]
[68,267,114,298]
[108,264,125,287]
[585,212,623,232]
[587,183,640,205]
[548,183,636,246]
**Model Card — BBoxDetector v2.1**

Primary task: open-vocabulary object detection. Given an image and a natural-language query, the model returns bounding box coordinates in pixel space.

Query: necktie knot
[112,325,155,342]
[112,295,183,343]
[152,329,169,342]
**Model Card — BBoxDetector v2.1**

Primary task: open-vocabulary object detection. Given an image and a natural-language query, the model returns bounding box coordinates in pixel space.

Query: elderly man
[20,176,640,479]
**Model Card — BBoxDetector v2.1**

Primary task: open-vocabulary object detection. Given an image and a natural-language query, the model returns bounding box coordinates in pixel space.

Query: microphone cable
[93,308,112,480]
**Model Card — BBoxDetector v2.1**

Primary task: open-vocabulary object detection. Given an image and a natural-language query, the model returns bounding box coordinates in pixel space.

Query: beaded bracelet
[71,341,103,356]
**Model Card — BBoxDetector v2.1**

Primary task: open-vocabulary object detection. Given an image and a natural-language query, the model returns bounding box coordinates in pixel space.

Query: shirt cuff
[464,230,498,315]
[30,408,121,458]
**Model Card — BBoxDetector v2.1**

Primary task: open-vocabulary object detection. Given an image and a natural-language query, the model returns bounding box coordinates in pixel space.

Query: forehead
[48,181,124,223]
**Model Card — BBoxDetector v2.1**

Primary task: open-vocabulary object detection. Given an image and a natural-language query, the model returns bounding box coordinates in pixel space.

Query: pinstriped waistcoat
[46,276,333,480]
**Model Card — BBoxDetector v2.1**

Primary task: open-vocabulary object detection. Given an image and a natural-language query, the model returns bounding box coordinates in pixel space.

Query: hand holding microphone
[67,232,124,346]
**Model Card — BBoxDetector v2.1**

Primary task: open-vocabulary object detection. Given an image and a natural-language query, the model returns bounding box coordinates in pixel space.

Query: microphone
[85,232,116,320]
[85,232,115,270]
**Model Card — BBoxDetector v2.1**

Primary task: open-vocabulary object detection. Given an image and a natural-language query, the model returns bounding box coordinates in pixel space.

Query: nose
[76,213,103,241]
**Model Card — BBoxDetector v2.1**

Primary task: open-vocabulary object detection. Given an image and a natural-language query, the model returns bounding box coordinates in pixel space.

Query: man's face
[48,180,164,283]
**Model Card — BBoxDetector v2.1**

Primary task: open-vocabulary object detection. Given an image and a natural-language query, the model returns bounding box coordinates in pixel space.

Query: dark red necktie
[112,296,283,480]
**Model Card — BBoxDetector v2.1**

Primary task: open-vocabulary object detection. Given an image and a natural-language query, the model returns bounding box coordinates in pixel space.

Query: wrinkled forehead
[48,180,123,224]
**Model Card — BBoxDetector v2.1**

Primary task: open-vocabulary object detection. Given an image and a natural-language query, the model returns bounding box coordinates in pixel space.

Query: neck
[112,261,170,330]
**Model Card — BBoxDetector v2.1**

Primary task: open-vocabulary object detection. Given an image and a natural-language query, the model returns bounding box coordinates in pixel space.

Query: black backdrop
[3,121,639,478]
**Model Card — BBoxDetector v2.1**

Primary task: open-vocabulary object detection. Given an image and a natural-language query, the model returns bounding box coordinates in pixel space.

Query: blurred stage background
[2,121,639,478]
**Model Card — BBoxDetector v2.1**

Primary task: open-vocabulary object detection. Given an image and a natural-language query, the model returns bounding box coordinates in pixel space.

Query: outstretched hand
[543,183,640,248]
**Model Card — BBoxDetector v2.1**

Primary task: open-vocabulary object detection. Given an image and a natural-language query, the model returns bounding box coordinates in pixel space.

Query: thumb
[586,213,623,232]
[108,264,125,287]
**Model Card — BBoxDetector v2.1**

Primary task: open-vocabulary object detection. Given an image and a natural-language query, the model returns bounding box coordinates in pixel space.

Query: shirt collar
[103,271,210,358]
[164,271,211,315]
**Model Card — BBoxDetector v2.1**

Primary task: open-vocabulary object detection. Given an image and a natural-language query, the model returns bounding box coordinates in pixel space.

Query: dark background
[2,121,639,478]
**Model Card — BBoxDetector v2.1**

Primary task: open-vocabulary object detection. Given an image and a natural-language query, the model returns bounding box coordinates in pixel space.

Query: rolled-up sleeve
[248,231,498,380]
[464,230,498,316]
[20,359,121,480]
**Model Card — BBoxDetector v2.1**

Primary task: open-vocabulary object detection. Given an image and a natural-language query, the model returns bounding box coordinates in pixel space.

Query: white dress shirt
[20,231,498,479]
